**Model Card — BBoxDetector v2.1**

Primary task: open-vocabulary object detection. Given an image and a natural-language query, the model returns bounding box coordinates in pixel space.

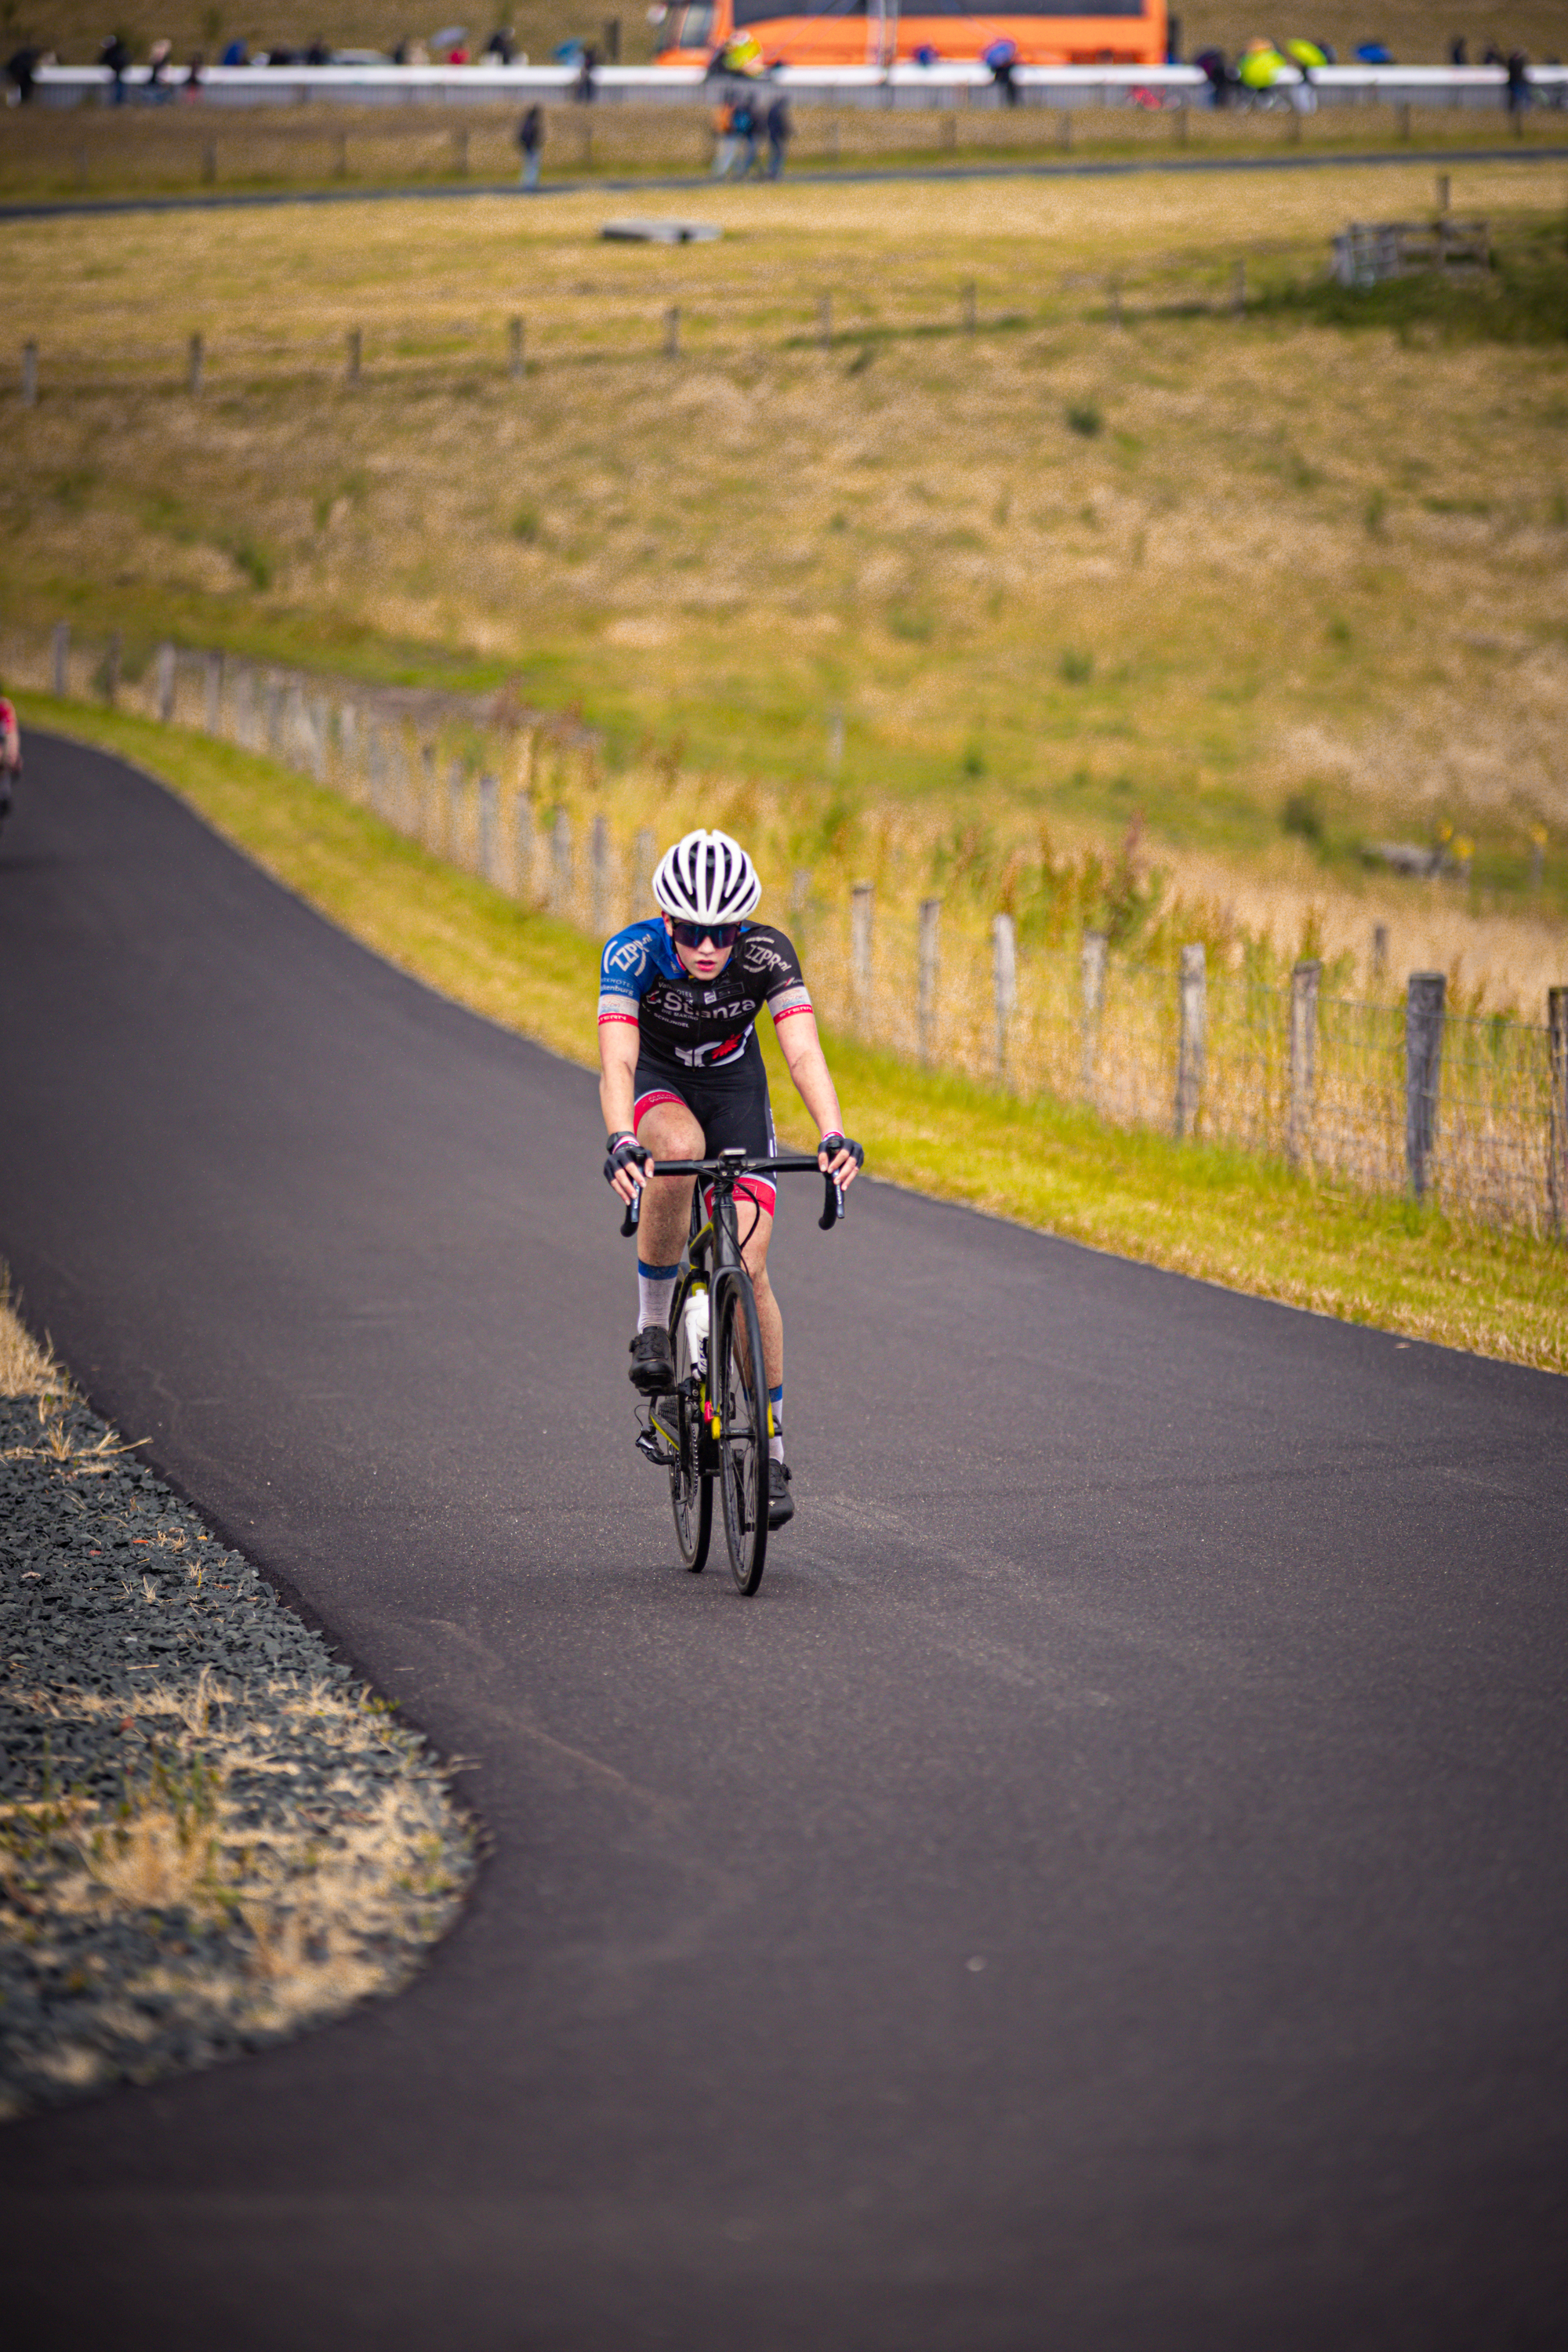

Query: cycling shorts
[633,1047,779,1216]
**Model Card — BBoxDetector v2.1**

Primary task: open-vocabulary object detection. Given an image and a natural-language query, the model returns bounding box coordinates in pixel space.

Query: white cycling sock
[637,1261,678,1334]
[768,1383,786,1465]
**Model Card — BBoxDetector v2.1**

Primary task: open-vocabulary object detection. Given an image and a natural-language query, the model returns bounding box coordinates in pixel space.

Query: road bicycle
[621,1147,847,1596]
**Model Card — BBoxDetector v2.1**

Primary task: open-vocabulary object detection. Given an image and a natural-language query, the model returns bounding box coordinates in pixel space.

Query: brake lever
[818,1171,844,1233]
[620,1186,641,1240]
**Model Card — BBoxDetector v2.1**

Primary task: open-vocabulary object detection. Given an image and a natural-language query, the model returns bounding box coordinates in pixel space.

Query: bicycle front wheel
[715,1276,769,1597]
[668,1289,712,1575]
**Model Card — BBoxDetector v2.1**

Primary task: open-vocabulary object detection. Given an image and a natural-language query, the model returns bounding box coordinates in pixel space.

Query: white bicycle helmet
[652,829,761,925]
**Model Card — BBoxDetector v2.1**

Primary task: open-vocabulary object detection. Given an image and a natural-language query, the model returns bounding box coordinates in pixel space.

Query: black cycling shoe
[628,1327,675,1394]
[767,1458,794,1530]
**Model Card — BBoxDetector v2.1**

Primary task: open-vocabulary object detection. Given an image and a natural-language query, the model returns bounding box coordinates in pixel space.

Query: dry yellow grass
[0,1287,474,2121]
[3,160,1566,1022]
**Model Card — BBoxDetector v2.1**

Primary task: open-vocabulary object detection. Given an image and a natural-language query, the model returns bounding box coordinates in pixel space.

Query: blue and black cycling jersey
[597,917,812,1075]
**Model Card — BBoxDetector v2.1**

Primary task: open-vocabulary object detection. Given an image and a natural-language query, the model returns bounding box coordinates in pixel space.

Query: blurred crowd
[3,25,1555,107]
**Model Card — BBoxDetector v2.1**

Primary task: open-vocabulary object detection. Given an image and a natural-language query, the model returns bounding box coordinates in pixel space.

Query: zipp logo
[604,938,645,975]
[746,944,790,974]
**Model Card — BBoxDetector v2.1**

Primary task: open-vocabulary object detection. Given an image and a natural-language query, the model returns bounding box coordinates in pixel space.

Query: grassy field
[5,156,1568,1007]
[18,691,1566,1374]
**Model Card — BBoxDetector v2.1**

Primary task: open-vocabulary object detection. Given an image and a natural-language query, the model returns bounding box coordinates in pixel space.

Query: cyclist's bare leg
[634,1098,706,1269]
[739,1203,782,1391]
[633,1100,784,1388]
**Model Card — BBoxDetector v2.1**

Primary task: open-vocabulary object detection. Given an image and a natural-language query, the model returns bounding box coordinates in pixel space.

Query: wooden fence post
[851,881,874,1023]
[917,897,941,1065]
[1232,259,1247,316]
[818,292,833,348]
[346,328,361,387]
[187,332,204,397]
[552,808,573,914]
[513,793,535,902]
[1547,986,1567,1237]
[1405,971,1446,1200]
[992,912,1017,1076]
[633,826,657,911]
[155,641,176,722]
[1080,928,1107,1101]
[1371,923,1389,986]
[103,631,121,708]
[508,317,524,381]
[51,621,69,698]
[307,694,328,783]
[1174,943,1206,1136]
[448,759,466,866]
[591,812,611,934]
[791,868,812,926]
[204,650,223,734]
[664,306,681,359]
[1288,957,1321,1164]
[962,280,977,333]
[478,773,498,884]
[21,342,38,409]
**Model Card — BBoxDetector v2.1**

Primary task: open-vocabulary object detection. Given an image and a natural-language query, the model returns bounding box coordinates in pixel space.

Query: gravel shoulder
[0,1288,476,2123]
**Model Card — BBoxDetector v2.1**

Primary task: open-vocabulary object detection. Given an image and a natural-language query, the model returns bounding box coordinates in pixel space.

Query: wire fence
[8,620,1566,1240]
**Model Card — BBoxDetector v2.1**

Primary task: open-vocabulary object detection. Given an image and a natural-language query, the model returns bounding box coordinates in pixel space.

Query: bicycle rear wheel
[669,1288,712,1574]
[715,1276,769,1597]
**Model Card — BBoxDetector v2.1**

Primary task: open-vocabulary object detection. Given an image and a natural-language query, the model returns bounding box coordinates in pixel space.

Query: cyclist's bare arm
[598,1020,650,1203]
[775,1009,860,1188]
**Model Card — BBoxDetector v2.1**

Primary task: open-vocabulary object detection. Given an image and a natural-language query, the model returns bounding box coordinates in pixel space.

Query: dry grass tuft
[0,1279,67,1404]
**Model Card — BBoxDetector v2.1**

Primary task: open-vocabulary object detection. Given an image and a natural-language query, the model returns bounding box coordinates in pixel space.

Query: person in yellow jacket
[1239,38,1288,94]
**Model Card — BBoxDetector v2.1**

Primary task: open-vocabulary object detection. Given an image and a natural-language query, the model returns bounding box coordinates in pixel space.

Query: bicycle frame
[622,1147,842,1453]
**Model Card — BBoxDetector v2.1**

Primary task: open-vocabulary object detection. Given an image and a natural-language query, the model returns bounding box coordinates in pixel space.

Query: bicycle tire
[668,1284,712,1573]
[715,1274,769,1597]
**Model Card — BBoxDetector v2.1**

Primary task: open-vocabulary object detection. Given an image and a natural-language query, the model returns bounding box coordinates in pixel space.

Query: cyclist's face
[665,916,736,979]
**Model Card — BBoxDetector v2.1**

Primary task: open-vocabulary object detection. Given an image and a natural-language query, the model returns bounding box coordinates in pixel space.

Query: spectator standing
[183,47,205,96]
[517,102,543,187]
[711,93,739,177]
[1194,47,1230,106]
[0,684,21,841]
[146,38,174,100]
[731,89,757,175]
[220,37,249,64]
[487,27,517,64]
[984,38,1019,105]
[765,89,791,179]
[100,32,130,103]
[5,42,40,101]
[575,44,597,100]
[1450,37,1468,65]
[1506,49,1531,114]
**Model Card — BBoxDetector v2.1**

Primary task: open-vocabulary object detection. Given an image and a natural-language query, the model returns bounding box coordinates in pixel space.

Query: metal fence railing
[7,620,1566,1240]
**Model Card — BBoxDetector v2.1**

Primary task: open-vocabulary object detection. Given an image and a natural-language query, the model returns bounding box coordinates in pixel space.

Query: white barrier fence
[29,61,1568,114]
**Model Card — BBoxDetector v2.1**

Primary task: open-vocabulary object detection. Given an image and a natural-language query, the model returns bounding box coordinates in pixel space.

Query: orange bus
[656,2,1168,71]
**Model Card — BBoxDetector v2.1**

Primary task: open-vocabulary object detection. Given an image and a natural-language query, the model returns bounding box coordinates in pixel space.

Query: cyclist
[599,827,862,1530]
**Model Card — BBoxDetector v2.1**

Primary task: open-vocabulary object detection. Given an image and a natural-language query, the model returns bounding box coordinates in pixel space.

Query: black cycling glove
[604,1132,650,1187]
[818,1132,865,1170]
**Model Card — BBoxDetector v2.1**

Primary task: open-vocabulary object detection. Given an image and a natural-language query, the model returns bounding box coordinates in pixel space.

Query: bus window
[673,2,716,42]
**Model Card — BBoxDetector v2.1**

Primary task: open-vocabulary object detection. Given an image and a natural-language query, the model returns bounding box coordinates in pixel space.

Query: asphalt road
[2,732,1565,2350]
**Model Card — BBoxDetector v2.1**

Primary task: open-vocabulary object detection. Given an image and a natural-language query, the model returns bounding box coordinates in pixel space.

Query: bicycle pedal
[635,1421,677,1468]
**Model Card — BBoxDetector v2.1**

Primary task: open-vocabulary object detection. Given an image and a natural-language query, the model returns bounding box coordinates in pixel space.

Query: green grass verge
[21,690,1566,1376]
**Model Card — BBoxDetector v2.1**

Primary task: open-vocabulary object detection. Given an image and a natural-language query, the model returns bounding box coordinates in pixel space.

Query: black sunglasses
[670,920,741,949]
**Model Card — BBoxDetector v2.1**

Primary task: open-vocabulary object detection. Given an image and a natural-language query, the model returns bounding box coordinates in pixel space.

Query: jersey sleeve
[597,922,654,1028]
[747,927,813,1025]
